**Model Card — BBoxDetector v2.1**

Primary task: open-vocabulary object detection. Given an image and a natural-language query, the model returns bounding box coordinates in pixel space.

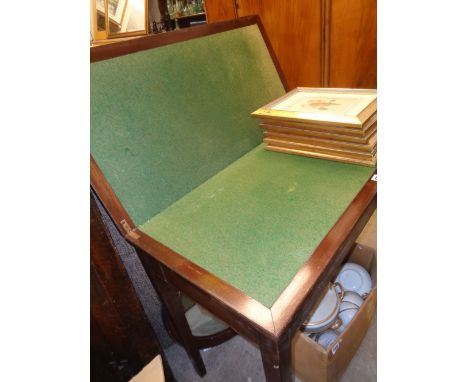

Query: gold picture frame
[251,87,377,128]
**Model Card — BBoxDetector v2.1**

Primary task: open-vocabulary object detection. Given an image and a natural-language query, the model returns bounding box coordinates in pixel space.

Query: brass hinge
[120,219,140,240]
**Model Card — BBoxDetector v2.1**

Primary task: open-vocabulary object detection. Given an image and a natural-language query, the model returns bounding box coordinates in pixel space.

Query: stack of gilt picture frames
[251,88,377,167]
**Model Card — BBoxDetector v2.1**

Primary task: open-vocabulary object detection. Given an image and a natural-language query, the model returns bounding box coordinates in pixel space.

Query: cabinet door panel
[237,0,322,89]
[329,0,377,88]
[204,0,237,23]
[204,0,376,89]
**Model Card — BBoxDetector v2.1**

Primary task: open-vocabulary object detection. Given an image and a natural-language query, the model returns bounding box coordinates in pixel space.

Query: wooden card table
[91,16,377,382]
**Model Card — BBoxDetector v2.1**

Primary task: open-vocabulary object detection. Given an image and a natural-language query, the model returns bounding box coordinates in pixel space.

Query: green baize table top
[140,145,374,308]
[91,24,375,308]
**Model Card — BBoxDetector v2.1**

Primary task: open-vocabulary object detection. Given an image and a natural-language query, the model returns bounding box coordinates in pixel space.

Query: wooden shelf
[171,12,205,20]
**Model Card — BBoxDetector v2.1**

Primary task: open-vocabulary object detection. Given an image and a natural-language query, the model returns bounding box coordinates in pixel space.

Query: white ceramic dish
[339,301,360,312]
[335,263,372,297]
[336,307,358,333]
[342,290,364,307]
[302,284,341,333]
[317,330,338,349]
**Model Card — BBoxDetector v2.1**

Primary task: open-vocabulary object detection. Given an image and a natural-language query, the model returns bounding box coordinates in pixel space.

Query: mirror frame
[105,0,148,39]
[91,0,108,41]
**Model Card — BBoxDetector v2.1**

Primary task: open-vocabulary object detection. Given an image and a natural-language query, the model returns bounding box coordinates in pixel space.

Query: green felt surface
[91,25,285,226]
[139,145,375,308]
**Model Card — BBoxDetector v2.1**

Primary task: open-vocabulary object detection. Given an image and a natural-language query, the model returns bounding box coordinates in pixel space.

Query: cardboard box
[130,355,165,382]
[292,243,377,382]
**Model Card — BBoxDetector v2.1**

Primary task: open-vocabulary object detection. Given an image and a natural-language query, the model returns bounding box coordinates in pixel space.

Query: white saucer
[335,263,372,297]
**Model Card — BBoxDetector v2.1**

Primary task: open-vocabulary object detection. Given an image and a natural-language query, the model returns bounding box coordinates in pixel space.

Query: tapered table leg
[259,335,292,382]
[137,249,207,377]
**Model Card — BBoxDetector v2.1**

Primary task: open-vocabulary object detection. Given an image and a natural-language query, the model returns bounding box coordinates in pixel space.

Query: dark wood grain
[321,0,331,86]
[255,16,289,91]
[260,333,292,382]
[137,249,207,377]
[235,0,322,89]
[127,230,277,339]
[204,0,376,88]
[328,0,377,88]
[90,192,173,382]
[204,0,237,23]
[91,15,259,62]
[90,157,136,238]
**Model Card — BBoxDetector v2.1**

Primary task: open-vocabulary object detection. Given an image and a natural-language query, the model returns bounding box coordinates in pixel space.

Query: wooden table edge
[126,230,278,339]
[92,153,376,342]
[270,173,377,336]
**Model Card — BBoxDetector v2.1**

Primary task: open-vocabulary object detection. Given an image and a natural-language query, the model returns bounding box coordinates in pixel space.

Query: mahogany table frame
[91,16,377,382]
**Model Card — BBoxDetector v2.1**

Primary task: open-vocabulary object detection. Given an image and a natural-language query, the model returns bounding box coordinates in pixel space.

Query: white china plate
[302,284,340,332]
[335,263,372,297]
[339,301,360,312]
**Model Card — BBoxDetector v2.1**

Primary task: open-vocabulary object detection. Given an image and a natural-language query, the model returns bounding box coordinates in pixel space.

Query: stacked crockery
[303,262,372,349]
[334,263,372,333]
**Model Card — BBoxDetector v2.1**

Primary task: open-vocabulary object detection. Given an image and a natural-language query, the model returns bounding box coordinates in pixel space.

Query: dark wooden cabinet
[204,0,377,89]
[90,192,173,381]
[204,0,237,22]
[327,0,377,88]
[237,0,322,89]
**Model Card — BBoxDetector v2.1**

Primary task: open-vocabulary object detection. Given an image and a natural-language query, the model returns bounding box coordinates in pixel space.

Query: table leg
[158,282,207,377]
[137,250,207,377]
[259,334,292,382]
